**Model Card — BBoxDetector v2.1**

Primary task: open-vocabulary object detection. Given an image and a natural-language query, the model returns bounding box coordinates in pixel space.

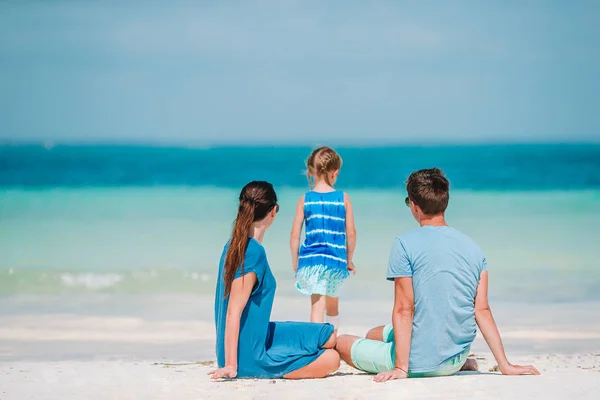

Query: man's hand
[373,367,408,383]
[500,363,540,376]
[208,365,238,380]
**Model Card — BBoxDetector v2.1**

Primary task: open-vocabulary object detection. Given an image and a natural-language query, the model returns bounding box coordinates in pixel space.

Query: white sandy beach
[1,295,599,399]
[2,0,600,396]
[2,355,600,400]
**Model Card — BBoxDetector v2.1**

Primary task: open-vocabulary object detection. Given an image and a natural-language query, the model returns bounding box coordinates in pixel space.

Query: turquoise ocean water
[1,144,599,303]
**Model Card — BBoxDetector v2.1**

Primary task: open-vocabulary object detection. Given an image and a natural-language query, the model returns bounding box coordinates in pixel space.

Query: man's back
[387,225,487,373]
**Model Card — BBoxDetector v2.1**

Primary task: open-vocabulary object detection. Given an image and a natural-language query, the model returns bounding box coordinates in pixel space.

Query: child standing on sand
[290,146,357,330]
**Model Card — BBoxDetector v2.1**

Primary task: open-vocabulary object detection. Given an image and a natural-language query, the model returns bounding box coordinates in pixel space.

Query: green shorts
[350,324,470,377]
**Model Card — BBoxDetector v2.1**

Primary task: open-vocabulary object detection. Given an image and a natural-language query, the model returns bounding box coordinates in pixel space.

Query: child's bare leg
[460,358,479,371]
[310,294,326,322]
[325,296,339,316]
[325,296,340,331]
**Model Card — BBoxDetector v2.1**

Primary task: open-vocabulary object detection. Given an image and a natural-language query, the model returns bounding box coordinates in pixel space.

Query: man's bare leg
[365,325,387,341]
[335,334,361,369]
[344,327,479,373]
[460,358,479,371]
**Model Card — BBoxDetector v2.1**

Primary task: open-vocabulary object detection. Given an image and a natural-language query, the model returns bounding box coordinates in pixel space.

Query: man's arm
[475,270,540,376]
[374,277,414,382]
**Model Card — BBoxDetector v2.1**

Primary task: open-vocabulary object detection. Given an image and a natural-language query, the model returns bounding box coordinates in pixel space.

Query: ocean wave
[1,268,214,295]
[59,273,124,290]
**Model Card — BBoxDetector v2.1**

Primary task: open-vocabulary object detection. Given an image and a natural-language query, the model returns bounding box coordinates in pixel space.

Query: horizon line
[2,138,600,149]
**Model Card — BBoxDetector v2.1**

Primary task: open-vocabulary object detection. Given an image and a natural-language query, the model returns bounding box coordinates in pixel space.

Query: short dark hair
[406,168,450,215]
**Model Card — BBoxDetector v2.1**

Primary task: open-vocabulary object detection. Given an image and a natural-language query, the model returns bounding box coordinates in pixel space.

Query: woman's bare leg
[310,294,326,322]
[283,349,340,379]
[322,332,337,349]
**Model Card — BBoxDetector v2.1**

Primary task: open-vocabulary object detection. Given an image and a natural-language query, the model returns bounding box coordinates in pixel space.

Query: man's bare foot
[461,358,479,372]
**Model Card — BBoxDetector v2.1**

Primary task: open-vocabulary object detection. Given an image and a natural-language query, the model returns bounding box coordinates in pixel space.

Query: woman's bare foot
[461,358,479,372]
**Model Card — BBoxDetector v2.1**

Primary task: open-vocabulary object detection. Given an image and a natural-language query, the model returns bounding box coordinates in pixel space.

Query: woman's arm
[374,277,414,382]
[208,272,257,379]
[475,270,540,375]
[344,193,357,273]
[290,196,305,273]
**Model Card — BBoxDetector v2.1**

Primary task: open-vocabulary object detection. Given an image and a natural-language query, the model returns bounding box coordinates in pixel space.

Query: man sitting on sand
[336,168,540,382]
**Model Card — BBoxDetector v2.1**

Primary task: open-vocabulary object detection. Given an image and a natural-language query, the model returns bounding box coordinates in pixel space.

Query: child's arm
[475,271,540,375]
[289,195,304,272]
[208,273,256,380]
[344,193,357,272]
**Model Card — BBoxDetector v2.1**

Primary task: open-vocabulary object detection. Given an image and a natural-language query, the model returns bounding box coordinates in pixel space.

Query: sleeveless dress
[295,190,349,297]
[214,238,334,378]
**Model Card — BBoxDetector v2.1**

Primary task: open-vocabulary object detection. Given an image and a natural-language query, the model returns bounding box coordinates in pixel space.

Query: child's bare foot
[461,358,479,371]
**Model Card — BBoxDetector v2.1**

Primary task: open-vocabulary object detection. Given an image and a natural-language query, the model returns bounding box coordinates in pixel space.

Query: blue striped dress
[295,190,349,297]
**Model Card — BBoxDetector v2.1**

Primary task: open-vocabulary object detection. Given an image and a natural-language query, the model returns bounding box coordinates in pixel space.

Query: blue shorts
[350,324,470,377]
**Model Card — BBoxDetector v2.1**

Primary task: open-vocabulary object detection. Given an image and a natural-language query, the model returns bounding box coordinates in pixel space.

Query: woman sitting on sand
[209,181,340,380]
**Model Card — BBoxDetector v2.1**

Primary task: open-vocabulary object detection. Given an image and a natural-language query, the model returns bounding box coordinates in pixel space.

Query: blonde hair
[306,146,342,188]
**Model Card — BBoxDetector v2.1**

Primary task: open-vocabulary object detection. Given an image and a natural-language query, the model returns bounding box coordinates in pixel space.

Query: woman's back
[214,239,274,376]
[215,238,334,378]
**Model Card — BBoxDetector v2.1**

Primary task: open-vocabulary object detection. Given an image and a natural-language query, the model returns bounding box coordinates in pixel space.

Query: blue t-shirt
[387,226,487,373]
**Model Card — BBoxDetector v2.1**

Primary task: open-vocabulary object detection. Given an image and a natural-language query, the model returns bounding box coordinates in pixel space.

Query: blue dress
[214,238,335,378]
[296,190,349,296]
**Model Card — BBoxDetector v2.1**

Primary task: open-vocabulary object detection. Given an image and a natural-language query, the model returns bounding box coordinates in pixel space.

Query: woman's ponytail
[222,181,278,297]
[223,198,255,297]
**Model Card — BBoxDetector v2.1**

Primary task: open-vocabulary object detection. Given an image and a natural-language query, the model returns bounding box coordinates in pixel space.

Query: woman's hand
[347,261,357,275]
[500,363,540,376]
[373,367,408,383]
[208,365,238,380]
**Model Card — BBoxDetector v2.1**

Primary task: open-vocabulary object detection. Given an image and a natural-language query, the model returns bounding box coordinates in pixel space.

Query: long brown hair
[223,181,278,296]
[306,146,343,188]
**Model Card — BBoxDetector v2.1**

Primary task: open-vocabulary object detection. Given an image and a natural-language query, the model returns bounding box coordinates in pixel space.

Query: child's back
[290,146,356,326]
[297,190,349,285]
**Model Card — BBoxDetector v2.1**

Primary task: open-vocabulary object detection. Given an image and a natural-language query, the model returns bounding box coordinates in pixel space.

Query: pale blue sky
[1,1,599,144]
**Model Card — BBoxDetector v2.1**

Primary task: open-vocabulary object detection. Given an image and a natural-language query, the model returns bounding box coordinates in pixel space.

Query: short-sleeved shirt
[387,225,487,373]
[214,238,334,378]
